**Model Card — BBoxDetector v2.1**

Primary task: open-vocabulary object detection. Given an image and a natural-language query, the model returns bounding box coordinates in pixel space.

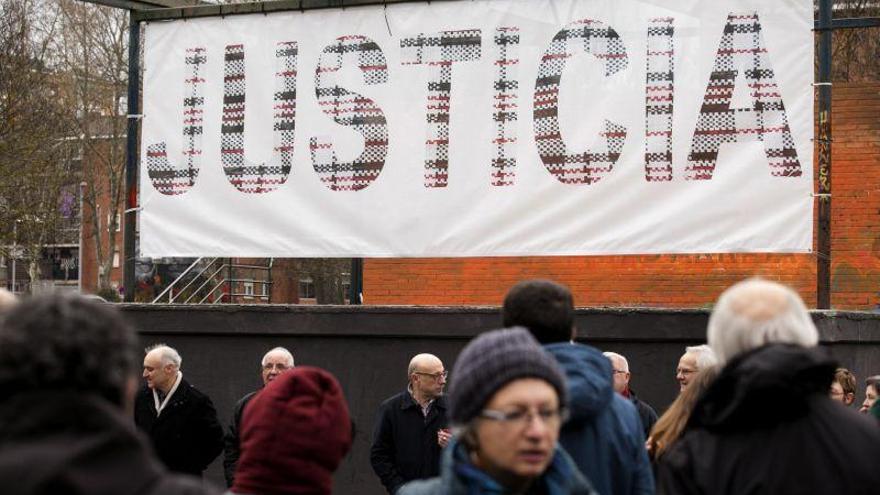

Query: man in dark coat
[135,344,224,477]
[223,346,295,486]
[657,278,880,494]
[503,280,654,495]
[371,353,449,494]
[0,294,217,495]
[604,351,659,438]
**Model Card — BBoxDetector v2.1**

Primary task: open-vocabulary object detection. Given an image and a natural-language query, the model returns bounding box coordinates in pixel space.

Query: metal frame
[92,0,878,307]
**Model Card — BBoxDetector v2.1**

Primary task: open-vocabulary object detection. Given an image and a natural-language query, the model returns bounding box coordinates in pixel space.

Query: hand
[437,428,451,448]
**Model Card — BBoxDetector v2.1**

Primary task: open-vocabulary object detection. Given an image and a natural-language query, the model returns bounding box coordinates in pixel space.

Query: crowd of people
[1,277,880,494]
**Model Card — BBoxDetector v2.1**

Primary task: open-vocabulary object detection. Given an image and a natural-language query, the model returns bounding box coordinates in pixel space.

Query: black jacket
[658,344,880,495]
[629,391,658,440]
[134,379,225,476]
[0,391,218,495]
[370,390,448,494]
[222,390,259,487]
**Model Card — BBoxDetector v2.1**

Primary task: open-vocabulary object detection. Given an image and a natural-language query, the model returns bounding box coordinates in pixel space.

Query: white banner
[140,0,814,257]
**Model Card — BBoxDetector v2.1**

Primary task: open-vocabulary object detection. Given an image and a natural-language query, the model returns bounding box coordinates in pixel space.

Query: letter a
[686,13,802,180]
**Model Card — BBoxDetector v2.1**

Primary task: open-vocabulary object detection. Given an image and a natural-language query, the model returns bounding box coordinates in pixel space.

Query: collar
[402,386,445,410]
[152,371,183,416]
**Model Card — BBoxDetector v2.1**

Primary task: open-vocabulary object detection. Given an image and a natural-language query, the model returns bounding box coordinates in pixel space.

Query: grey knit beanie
[448,327,567,425]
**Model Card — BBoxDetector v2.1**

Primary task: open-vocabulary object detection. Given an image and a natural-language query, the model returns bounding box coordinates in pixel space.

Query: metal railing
[151,257,273,304]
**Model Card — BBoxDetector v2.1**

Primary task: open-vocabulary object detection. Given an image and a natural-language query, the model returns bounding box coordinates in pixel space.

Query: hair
[648,364,720,460]
[707,278,818,364]
[145,343,182,369]
[262,347,295,368]
[866,375,880,394]
[0,293,138,407]
[502,279,575,344]
[684,345,718,370]
[603,351,630,373]
[834,368,856,397]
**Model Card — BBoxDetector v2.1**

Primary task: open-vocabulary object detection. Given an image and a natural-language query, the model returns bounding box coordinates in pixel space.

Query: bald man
[223,347,295,486]
[371,353,449,494]
[134,344,223,477]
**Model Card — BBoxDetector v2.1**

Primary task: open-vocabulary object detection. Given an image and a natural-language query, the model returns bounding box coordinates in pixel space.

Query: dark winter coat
[134,379,225,476]
[0,391,218,495]
[657,344,880,495]
[223,390,259,487]
[545,342,654,495]
[398,438,597,495]
[370,390,448,494]
[629,392,658,440]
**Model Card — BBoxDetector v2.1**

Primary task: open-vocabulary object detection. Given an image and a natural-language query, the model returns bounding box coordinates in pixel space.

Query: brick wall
[364,83,880,310]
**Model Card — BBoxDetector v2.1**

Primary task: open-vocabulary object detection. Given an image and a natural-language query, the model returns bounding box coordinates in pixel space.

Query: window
[243,281,254,298]
[298,277,315,299]
[112,252,120,268]
[260,282,269,297]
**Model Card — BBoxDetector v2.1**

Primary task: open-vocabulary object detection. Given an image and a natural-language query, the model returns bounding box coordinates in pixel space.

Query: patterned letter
[221,42,297,194]
[645,18,674,182]
[686,13,802,180]
[311,36,388,191]
[491,28,520,187]
[534,20,628,185]
[401,30,482,188]
[146,47,205,196]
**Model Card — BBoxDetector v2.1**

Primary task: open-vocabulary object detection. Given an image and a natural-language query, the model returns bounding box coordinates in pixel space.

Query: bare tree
[0,0,72,292]
[51,0,128,292]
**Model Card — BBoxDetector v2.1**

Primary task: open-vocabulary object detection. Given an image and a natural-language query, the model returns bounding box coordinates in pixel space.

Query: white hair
[261,346,295,367]
[603,351,629,373]
[684,345,718,370]
[707,278,818,365]
[145,344,182,369]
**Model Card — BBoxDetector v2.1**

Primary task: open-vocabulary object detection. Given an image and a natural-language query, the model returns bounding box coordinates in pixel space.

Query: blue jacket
[398,438,596,495]
[545,342,654,495]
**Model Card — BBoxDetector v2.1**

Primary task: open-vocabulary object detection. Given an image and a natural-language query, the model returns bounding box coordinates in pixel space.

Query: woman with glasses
[399,327,596,495]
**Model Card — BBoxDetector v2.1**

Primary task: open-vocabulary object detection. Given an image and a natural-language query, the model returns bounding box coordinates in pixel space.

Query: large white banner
[140,0,814,257]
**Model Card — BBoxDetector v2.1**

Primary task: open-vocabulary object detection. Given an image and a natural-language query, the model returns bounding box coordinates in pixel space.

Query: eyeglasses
[414,370,448,380]
[676,368,696,376]
[612,370,628,375]
[478,407,569,428]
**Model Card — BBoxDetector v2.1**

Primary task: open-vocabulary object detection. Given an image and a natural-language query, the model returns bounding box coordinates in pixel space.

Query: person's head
[233,367,352,495]
[603,352,630,394]
[707,278,818,365]
[648,364,719,460]
[142,344,181,393]
[0,288,17,313]
[0,293,139,410]
[448,327,567,492]
[676,345,717,392]
[408,353,447,401]
[830,368,856,406]
[502,280,575,344]
[861,375,880,414]
[261,347,295,385]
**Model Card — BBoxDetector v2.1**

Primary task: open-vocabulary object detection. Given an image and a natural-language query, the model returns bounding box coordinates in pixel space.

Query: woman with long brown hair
[646,365,719,462]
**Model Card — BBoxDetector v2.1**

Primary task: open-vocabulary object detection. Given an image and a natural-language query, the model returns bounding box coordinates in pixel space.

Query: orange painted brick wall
[364,83,879,310]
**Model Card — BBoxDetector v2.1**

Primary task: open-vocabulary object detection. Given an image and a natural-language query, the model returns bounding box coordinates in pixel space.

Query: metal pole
[123,12,140,302]
[349,258,363,304]
[816,0,833,309]
[78,182,86,292]
[10,222,16,294]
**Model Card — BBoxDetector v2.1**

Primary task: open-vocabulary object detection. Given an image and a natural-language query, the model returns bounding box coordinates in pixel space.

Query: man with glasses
[675,344,717,393]
[604,351,658,439]
[223,346,295,487]
[371,353,449,494]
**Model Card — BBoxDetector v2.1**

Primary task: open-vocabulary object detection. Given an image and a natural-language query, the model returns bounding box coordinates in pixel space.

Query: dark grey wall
[122,305,880,494]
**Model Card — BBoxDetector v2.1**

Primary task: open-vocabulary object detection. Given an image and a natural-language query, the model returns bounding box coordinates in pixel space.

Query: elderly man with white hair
[134,344,224,477]
[223,346,295,487]
[604,351,658,438]
[657,278,880,494]
[675,344,717,392]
